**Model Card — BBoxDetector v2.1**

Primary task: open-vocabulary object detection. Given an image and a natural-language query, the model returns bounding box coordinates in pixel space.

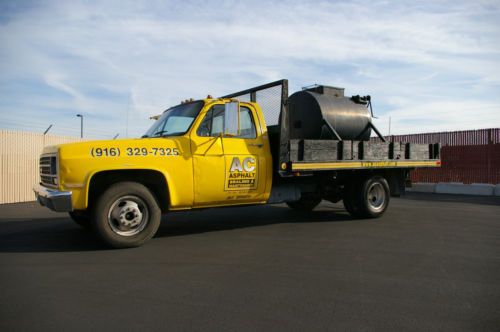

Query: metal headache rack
[221,79,440,175]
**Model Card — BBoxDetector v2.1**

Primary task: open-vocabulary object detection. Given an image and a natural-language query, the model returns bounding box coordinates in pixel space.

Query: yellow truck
[34,80,440,248]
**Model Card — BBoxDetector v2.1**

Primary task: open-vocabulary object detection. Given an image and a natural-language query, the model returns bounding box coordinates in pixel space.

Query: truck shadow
[155,204,352,238]
[0,217,106,253]
[0,204,353,253]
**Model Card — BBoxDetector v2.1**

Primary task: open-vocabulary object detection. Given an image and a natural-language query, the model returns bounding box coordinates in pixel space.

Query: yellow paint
[54,136,194,210]
[42,99,273,211]
[40,97,439,212]
[190,101,271,206]
[291,160,441,171]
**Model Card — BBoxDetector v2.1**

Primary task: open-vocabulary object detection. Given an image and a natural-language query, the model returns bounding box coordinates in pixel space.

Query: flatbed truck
[34,80,440,248]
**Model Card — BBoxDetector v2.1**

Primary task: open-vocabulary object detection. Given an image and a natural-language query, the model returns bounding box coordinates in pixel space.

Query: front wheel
[343,175,390,218]
[92,182,161,248]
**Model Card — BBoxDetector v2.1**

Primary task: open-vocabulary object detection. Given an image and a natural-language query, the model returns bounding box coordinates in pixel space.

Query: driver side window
[197,104,257,139]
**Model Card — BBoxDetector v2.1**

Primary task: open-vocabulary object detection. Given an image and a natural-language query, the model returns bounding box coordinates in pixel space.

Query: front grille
[40,154,57,187]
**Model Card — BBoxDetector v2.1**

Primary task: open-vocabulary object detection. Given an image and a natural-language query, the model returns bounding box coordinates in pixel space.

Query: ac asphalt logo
[226,156,257,190]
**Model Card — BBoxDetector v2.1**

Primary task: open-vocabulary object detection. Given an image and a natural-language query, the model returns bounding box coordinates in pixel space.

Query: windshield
[143,101,204,138]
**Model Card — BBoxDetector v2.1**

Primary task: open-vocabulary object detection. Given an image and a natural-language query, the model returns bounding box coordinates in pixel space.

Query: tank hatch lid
[302,85,344,98]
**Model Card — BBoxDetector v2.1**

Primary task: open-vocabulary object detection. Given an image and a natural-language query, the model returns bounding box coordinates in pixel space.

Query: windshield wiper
[161,132,184,137]
[144,130,185,138]
[141,130,168,138]
[152,130,169,137]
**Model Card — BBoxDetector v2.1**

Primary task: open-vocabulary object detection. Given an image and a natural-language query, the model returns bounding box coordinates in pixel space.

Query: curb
[408,182,500,197]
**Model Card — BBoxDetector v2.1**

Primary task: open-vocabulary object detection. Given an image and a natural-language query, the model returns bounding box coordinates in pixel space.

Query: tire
[69,210,91,229]
[286,195,322,211]
[92,182,161,248]
[343,175,390,218]
[342,185,358,216]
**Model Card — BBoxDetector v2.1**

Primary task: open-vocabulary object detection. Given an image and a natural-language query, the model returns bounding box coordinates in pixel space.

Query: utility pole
[76,114,83,138]
[126,93,131,138]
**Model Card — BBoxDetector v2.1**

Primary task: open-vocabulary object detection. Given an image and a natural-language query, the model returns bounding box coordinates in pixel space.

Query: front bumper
[33,184,73,212]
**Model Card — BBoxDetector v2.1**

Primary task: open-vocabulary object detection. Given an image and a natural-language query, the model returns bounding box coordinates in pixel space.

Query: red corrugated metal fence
[378,128,500,146]
[411,144,500,184]
[371,128,500,184]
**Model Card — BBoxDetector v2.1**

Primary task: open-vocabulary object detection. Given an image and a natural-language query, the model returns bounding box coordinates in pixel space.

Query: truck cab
[34,97,275,247]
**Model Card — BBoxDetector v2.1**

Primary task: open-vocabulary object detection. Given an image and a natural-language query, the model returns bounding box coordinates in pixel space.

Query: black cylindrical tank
[288,86,372,141]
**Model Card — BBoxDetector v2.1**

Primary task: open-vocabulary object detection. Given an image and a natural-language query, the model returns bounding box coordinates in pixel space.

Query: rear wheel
[286,195,322,211]
[92,182,161,248]
[343,175,390,218]
[342,187,358,216]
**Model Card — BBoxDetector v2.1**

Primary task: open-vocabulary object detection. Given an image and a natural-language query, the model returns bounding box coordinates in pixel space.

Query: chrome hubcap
[108,195,149,236]
[367,182,385,212]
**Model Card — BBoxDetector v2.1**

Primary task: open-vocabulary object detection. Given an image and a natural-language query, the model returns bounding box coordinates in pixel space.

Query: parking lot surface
[1,193,499,331]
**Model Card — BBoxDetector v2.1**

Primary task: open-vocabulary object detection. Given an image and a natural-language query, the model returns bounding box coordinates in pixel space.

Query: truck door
[191,103,269,206]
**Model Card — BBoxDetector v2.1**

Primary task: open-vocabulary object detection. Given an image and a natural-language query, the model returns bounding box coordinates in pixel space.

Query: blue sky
[1,0,499,138]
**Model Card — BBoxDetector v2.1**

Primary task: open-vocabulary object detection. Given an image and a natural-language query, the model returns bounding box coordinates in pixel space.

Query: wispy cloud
[0,0,499,137]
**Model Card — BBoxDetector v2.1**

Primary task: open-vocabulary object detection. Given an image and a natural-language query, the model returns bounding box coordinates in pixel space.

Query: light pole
[76,114,83,138]
[43,124,53,135]
[43,124,53,146]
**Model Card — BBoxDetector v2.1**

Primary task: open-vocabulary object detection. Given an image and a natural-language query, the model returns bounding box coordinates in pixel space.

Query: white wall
[0,130,84,203]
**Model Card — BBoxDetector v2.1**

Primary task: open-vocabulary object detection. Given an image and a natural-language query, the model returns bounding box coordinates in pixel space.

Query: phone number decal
[90,147,180,157]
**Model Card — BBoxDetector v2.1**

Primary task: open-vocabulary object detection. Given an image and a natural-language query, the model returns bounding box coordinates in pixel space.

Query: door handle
[249,143,263,148]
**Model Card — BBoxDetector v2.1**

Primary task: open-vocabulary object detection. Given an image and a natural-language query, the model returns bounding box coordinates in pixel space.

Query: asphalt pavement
[0,193,499,331]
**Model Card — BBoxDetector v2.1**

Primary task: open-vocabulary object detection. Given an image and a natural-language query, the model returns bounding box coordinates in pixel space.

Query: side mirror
[224,101,240,136]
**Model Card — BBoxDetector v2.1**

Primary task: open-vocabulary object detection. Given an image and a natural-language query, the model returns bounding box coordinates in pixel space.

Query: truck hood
[42,137,188,159]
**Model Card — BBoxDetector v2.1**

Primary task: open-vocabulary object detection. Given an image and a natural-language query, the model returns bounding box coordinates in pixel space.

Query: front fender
[58,137,194,211]
[83,167,172,208]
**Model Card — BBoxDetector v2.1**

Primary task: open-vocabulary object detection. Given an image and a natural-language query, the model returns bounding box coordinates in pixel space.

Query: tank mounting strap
[369,122,387,142]
[323,119,342,141]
